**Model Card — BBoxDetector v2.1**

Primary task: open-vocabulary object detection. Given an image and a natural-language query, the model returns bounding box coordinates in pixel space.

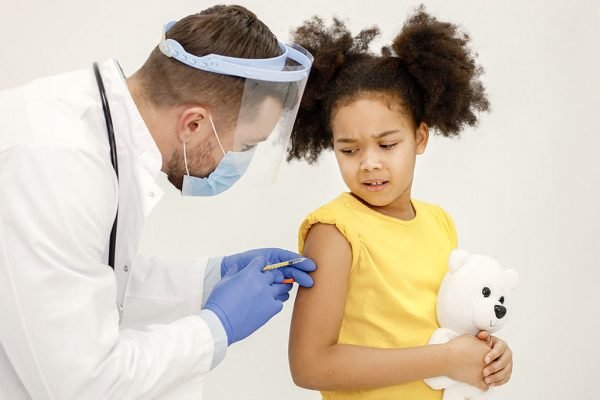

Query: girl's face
[331,96,428,219]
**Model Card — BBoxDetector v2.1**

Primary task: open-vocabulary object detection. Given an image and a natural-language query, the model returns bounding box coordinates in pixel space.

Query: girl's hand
[477,332,513,387]
[445,334,490,391]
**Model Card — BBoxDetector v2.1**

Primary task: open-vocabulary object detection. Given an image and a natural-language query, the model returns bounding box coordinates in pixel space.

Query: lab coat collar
[97,59,164,184]
[96,59,165,213]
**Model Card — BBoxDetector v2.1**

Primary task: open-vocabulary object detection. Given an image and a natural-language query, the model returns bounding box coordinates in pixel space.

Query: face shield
[159,21,313,195]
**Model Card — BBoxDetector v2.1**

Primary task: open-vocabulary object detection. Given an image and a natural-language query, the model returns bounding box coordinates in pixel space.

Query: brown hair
[137,5,280,126]
[288,6,490,163]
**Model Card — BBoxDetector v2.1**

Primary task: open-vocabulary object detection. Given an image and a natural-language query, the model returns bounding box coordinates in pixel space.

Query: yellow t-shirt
[298,193,457,400]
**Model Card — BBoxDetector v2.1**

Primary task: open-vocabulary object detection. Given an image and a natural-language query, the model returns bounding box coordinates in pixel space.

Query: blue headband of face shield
[159,21,312,83]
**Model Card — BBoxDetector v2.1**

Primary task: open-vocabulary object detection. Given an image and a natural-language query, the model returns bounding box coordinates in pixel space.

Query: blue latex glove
[204,256,293,345]
[220,248,316,287]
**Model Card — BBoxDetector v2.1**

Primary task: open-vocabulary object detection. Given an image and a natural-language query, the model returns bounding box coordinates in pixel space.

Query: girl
[287,7,513,400]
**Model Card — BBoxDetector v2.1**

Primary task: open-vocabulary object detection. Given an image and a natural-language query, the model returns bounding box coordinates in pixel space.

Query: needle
[262,257,307,284]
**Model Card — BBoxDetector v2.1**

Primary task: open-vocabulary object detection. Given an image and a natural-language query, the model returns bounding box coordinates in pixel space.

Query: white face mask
[181,114,255,197]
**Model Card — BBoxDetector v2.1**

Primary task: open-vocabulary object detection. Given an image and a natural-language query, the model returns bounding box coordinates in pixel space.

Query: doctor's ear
[176,106,210,142]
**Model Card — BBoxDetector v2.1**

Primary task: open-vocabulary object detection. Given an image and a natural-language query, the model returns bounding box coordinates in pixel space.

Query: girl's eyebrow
[335,129,400,143]
[335,137,357,144]
[373,129,400,138]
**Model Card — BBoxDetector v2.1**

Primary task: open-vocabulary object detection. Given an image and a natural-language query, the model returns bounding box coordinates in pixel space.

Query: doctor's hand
[204,256,294,345]
[220,248,316,287]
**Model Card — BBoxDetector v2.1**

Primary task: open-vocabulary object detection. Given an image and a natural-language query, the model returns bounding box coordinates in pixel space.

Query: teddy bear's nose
[494,305,507,319]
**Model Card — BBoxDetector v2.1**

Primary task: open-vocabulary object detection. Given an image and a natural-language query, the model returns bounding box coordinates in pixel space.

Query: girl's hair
[288,6,490,163]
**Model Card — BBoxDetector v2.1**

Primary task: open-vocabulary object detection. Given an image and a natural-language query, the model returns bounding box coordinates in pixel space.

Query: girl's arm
[289,223,490,391]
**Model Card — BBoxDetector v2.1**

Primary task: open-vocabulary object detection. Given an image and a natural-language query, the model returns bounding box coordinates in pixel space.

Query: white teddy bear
[424,249,519,400]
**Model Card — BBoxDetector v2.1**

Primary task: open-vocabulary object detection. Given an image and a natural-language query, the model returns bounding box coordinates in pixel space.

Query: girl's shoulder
[412,198,452,218]
[303,193,355,222]
[298,193,360,254]
[413,199,457,246]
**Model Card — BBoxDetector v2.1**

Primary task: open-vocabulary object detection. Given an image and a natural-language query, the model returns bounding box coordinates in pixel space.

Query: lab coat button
[148,191,155,198]
[123,265,129,272]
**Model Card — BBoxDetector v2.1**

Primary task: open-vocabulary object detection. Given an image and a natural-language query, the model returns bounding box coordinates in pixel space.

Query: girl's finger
[484,339,508,364]
[485,363,512,386]
[484,352,509,376]
[490,376,510,387]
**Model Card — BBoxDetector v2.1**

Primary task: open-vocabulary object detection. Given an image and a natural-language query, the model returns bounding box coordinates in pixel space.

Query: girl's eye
[340,148,357,155]
[380,143,398,149]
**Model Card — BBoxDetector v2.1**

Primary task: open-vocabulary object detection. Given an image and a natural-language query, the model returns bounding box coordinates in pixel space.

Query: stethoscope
[93,62,119,270]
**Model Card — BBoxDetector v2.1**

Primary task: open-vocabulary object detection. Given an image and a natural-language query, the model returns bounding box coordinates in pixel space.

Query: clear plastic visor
[206,46,311,186]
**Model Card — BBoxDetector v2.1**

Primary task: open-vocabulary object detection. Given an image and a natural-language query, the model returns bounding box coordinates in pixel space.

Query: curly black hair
[288,5,490,163]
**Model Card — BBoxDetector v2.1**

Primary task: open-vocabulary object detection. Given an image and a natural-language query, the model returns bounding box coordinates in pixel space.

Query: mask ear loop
[183,141,190,176]
[208,113,226,155]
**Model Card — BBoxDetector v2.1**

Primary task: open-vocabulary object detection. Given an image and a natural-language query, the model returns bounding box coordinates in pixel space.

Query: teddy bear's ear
[448,249,470,272]
[505,269,519,290]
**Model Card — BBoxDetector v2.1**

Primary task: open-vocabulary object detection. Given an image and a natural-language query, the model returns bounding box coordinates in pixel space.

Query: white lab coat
[0,60,221,399]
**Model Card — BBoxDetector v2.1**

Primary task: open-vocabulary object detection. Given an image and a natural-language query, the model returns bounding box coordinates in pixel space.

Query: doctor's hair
[287,6,490,163]
[137,4,281,127]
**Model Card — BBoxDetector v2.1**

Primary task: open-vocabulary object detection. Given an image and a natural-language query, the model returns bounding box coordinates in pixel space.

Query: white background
[2,1,599,399]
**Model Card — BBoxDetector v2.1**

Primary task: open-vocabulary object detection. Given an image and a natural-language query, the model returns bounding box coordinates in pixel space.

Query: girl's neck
[350,192,416,221]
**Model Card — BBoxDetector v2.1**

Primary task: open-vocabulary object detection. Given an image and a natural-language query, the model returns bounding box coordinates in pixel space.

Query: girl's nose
[360,151,383,171]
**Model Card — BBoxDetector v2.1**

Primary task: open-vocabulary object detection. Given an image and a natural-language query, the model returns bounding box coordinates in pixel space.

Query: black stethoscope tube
[93,62,119,270]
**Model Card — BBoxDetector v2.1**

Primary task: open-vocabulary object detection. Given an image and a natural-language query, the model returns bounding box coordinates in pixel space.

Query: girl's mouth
[362,180,388,192]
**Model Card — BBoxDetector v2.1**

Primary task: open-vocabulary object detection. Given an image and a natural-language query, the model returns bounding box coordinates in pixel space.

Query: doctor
[0,5,315,400]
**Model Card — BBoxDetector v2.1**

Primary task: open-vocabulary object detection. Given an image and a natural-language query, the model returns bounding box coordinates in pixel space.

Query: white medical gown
[0,60,221,399]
